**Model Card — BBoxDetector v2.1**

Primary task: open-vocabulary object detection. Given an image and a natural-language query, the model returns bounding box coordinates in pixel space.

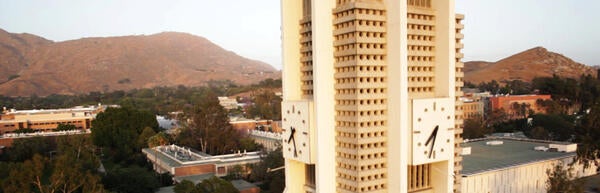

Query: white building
[461,138,598,193]
[218,96,238,110]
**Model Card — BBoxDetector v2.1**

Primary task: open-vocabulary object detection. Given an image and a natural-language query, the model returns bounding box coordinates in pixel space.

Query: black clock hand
[287,127,295,144]
[425,125,439,159]
[292,136,297,157]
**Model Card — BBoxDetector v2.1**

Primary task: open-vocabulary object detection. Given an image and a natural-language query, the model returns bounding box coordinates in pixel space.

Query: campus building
[461,137,598,193]
[488,95,551,119]
[0,105,106,134]
[142,145,261,181]
[281,0,463,192]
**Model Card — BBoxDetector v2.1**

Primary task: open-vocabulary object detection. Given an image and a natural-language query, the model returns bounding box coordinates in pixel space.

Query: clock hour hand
[287,127,295,144]
[425,125,439,158]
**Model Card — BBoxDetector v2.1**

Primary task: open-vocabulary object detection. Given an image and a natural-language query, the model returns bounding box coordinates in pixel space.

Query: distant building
[461,92,490,120]
[248,130,281,151]
[461,137,598,193]
[218,96,239,110]
[229,118,282,134]
[0,105,107,134]
[142,145,261,181]
[489,94,551,119]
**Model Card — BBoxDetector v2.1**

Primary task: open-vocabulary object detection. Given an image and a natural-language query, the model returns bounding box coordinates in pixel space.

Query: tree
[176,92,241,155]
[54,123,78,131]
[148,132,172,148]
[196,176,239,193]
[137,127,157,149]
[174,180,196,193]
[574,103,600,167]
[1,135,105,193]
[530,114,575,141]
[102,165,160,193]
[249,147,285,193]
[530,126,550,140]
[91,107,159,162]
[246,90,282,120]
[5,137,56,162]
[546,164,584,193]
[485,108,508,127]
[463,118,489,139]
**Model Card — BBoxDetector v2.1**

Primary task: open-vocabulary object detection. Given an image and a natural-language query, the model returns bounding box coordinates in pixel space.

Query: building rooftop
[142,145,261,168]
[461,138,576,176]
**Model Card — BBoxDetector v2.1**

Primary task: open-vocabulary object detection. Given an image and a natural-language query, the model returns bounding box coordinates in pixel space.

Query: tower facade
[281,0,463,192]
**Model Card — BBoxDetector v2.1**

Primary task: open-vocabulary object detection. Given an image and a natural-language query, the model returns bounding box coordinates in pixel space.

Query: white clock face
[411,98,455,165]
[281,100,314,164]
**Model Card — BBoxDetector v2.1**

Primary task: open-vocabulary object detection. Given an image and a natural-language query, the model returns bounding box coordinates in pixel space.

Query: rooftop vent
[486,140,503,146]
[461,147,472,155]
[549,143,577,153]
[534,146,549,151]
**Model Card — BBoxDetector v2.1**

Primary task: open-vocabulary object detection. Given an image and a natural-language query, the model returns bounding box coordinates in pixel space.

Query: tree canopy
[91,107,159,163]
[176,92,243,155]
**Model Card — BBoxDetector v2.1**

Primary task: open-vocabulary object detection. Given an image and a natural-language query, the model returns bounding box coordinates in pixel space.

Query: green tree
[574,103,600,167]
[137,127,157,149]
[174,180,197,193]
[6,136,56,162]
[530,126,550,140]
[54,123,78,131]
[239,137,262,152]
[196,176,239,193]
[530,114,574,141]
[249,147,285,193]
[176,92,241,155]
[148,132,172,148]
[91,107,159,162]
[463,118,489,139]
[546,164,584,193]
[246,90,282,120]
[1,135,105,193]
[102,165,160,193]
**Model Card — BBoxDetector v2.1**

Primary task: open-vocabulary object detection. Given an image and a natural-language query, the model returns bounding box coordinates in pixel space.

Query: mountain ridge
[0,29,280,96]
[464,47,596,83]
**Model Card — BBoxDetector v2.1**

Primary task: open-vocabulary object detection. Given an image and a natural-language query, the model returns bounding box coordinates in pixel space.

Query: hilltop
[0,29,280,96]
[464,47,596,83]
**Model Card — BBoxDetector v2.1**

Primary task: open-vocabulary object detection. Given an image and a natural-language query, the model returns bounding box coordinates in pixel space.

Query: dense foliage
[0,135,105,193]
[91,107,159,163]
[249,148,285,193]
[0,78,282,116]
[174,177,239,193]
[176,92,261,155]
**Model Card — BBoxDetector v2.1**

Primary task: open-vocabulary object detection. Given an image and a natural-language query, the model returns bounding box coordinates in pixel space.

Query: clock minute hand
[425,125,439,158]
[287,127,295,144]
[292,136,298,157]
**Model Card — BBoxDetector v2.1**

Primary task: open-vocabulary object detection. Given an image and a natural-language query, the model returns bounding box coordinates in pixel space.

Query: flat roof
[142,145,261,168]
[461,138,575,176]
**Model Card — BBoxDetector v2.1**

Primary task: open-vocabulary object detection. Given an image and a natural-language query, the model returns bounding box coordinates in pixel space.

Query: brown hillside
[0,29,52,84]
[464,47,596,83]
[0,30,280,96]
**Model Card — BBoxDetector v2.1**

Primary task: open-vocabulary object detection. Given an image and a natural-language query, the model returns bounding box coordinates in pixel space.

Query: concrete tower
[280,0,464,192]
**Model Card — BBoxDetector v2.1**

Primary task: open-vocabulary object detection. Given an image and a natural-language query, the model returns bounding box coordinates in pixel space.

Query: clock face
[281,100,314,164]
[411,98,455,165]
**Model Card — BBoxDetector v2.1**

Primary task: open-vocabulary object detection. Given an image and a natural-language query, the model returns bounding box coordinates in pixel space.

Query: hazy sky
[1,0,598,69]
